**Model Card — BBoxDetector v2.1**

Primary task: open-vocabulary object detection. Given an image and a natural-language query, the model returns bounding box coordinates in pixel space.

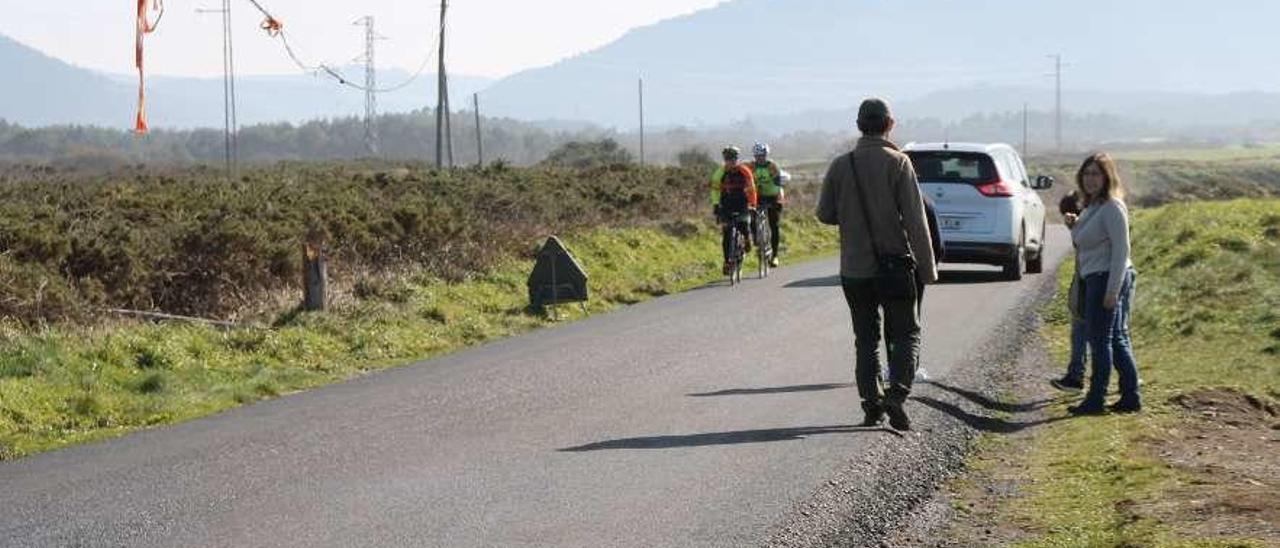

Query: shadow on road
[784,275,841,288]
[912,396,1068,434]
[936,270,1009,285]
[919,380,1057,413]
[688,383,852,397]
[559,424,897,452]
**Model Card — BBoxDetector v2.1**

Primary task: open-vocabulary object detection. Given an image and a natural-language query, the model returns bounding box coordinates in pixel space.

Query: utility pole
[1022,102,1029,158]
[355,16,380,155]
[435,0,451,167]
[224,0,239,177]
[638,77,645,167]
[197,2,238,179]
[473,92,483,166]
[1049,54,1063,153]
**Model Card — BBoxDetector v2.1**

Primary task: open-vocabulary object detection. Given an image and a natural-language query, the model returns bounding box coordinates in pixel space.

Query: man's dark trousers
[841,276,921,413]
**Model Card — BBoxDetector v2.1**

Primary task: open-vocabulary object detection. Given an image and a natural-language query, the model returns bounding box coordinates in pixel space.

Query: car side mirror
[1032,175,1054,190]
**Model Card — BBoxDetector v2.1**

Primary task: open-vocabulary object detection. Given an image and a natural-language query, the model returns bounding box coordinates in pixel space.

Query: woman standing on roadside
[1066,153,1142,415]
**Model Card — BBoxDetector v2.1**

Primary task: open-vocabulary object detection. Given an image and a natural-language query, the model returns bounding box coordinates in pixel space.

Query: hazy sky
[0,0,725,78]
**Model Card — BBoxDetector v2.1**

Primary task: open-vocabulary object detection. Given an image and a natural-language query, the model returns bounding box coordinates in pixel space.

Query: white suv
[903,142,1053,280]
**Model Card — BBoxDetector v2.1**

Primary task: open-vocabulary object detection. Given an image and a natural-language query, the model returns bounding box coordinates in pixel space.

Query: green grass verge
[1012,199,1280,548]
[1108,145,1280,163]
[0,216,837,461]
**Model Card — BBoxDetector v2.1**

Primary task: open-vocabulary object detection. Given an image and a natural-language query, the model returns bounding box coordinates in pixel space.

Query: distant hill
[0,33,493,129]
[478,0,1280,128]
[746,86,1280,135]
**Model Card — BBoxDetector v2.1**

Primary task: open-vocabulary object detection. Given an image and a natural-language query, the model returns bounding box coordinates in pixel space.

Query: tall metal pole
[1022,102,1029,158]
[638,77,645,167]
[224,0,238,176]
[444,75,454,167]
[435,0,448,167]
[473,92,483,166]
[1052,54,1062,153]
[196,5,233,179]
[357,16,379,155]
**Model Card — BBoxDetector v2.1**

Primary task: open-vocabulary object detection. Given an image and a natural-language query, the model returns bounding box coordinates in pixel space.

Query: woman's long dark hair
[1075,152,1126,207]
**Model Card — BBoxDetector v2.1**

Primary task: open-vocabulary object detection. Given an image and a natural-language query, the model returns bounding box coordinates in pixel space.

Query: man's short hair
[857,117,891,135]
[856,98,892,135]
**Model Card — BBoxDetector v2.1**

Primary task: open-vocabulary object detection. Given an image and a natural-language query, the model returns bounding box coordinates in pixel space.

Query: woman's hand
[1104,294,1118,310]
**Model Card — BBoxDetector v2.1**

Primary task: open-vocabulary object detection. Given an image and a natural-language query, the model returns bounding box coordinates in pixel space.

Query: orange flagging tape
[135,0,164,134]
[261,16,283,37]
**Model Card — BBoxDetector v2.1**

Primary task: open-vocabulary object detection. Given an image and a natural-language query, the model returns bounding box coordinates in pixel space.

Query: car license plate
[942,218,964,230]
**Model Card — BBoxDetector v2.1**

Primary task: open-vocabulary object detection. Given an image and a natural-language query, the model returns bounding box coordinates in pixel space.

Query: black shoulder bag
[848,153,918,300]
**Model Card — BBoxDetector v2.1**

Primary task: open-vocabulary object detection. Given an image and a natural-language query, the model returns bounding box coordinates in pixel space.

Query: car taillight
[975,180,1015,197]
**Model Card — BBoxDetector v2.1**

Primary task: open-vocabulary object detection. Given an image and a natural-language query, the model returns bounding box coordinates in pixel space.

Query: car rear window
[906,151,997,185]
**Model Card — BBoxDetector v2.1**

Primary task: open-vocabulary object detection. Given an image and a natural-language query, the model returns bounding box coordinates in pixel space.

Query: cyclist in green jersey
[749,142,786,267]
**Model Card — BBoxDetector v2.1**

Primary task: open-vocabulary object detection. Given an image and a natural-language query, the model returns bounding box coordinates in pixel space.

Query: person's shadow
[912,379,1069,434]
[687,383,851,397]
[918,380,1056,413]
[559,423,901,452]
[784,276,841,288]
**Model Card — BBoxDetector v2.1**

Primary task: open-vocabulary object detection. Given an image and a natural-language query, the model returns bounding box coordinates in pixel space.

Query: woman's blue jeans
[1066,316,1088,382]
[1080,268,1141,409]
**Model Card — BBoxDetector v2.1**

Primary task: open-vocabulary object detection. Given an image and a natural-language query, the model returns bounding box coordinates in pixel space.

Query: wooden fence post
[302,236,328,312]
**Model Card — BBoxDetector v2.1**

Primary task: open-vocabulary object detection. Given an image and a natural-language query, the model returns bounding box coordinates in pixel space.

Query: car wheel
[1026,220,1045,274]
[1003,228,1025,281]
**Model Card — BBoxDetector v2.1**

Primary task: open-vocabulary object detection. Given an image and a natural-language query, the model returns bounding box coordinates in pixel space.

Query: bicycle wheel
[757,212,771,279]
[722,223,736,286]
[732,226,745,285]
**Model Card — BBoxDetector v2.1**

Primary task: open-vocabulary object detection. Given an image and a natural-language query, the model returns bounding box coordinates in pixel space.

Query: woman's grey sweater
[1071,197,1134,298]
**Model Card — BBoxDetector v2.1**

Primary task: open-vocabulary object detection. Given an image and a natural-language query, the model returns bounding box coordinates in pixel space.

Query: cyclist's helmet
[721,146,741,161]
[752,142,770,158]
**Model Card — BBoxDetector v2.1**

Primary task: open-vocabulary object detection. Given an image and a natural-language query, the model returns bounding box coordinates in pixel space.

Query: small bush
[542,139,634,168]
[676,147,716,170]
[137,372,168,394]
[0,256,84,323]
[68,393,103,417]
[133,347,173,370]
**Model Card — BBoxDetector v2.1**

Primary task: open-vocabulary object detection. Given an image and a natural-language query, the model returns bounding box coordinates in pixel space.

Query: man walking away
[817,98,938,430]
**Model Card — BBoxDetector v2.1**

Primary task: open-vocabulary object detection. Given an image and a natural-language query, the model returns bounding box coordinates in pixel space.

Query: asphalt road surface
[1,227,1071,548]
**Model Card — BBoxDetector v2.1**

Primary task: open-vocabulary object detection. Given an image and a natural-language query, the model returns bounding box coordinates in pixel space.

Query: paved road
[1,227,1070,548]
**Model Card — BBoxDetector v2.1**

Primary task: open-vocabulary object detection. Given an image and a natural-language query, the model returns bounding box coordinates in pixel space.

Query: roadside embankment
[886,198,1280,547]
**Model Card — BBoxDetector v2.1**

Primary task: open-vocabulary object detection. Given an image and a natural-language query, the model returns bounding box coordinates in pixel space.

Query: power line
[243,0,440,95]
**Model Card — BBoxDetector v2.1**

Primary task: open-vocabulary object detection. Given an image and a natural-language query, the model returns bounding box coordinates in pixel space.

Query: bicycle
[720,210,750,285]
[754,207,773,279]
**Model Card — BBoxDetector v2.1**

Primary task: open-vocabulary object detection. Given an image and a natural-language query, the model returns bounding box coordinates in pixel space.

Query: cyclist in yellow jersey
[749,142,786,267]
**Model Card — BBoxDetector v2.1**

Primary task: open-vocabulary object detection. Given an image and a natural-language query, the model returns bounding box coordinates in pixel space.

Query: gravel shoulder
[762,266,1064,547]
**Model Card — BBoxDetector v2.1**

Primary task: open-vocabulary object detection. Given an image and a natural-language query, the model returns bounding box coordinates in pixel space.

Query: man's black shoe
[860,403,884,427]
[1108,400,1142,414]
[1067,404,1107,416]
[883,400,911,431]
[1050,376,1084,392]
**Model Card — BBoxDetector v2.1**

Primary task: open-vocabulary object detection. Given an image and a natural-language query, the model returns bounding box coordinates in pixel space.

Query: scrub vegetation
[0,161,837,460]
